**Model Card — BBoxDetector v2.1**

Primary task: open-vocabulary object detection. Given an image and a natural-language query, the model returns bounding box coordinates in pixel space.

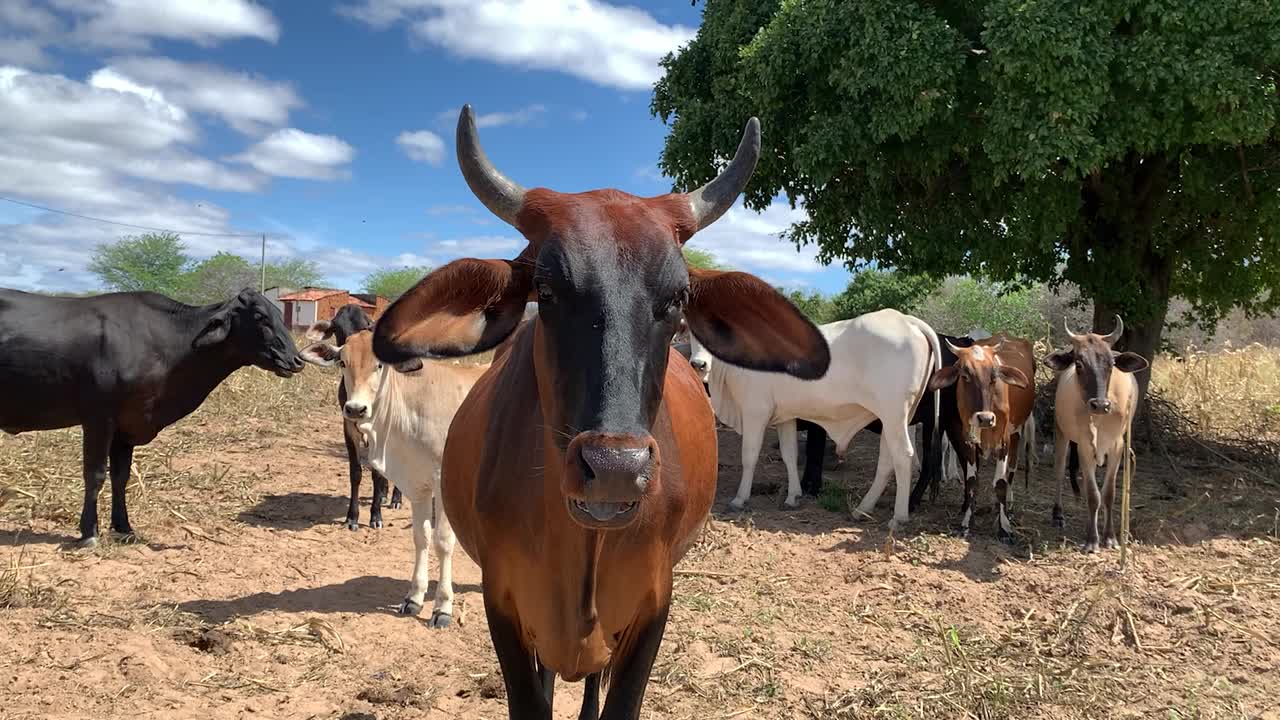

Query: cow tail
[908,315,943,493]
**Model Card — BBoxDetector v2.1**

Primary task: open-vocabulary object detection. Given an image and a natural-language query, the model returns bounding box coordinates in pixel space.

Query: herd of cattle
[0,106,1150,719]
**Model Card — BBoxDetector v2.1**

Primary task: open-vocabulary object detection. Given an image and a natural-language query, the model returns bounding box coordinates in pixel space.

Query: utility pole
[260,233,266,292]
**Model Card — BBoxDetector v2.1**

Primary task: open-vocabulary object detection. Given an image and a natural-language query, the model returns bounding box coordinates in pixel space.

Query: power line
[0,195,267,238]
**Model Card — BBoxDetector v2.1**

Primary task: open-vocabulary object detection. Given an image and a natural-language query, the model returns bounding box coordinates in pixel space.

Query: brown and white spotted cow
[1043,316,1148,552]
[927,333,1036,540]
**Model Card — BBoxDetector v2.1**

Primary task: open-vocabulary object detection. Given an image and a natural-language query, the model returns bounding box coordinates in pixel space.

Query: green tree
[265,257,322,290]
[362,266,431,300]
[88,232,189,297]
[830,269,940,322]
[181,251,257,304]
[916,277,1049,342]
[782,288,834,324]
[683,247,726,270]
[653,0,1280,400]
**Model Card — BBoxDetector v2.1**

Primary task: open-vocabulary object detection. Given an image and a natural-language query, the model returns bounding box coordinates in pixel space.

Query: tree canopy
[88,233,322,304]
[682,247,725,270]
[89,232,188,298]
[653,0,1280,393]
[362,266,430,301]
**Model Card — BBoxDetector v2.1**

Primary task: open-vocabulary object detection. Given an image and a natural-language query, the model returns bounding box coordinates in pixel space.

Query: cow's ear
[1113,351,1149,374]
[997,365,1030,389]
[193,310,231,348]
[928,365,959,391]
[1043,349,1074,372]
[372,257,531,367]
[306,321,334,342]
[684,268,829,380]
[299,342,340,367]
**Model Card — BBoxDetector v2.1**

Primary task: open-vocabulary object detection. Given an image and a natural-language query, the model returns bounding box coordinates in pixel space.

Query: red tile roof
[277,288,346,302]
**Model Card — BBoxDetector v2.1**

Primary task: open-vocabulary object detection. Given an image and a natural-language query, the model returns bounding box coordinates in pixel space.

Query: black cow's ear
[1043,349,1073,372]
[1113,351,1149,374]
[193,312,231,348]
[684,267,830,380]
[372,257,532,366]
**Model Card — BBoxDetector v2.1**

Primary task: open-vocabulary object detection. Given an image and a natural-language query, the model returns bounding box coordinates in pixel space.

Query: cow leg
[729,414,769,510]
[958,452,979,537]
[1081,448,1103,553]
[600,600,671,720]
[1068,442,1081,497]
[388,481,403,509]
[579,673,601,720]
[854,435,893,521]
[398,482,433,617]
[800,422,826,497]
[539,662,556,708]
[342,428,363,531]
[1100,453,1121,549]
[777,420,801,508]
[369,470,387,530]
[886,427,915,531]
[484,598,552,720]
[1052,427,1069,529]
[77,419,113,547]
[108,435,136,540]
[992,450,1012,542]
[427,477,457,628]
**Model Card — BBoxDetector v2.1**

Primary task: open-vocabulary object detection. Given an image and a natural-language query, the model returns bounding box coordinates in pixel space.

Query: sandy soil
[2,374,1278,720]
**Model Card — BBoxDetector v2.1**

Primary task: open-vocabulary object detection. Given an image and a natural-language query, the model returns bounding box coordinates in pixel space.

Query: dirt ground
[1,367,1278,720]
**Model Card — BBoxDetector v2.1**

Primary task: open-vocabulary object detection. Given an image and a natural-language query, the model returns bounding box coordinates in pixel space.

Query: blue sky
[0,0,852,295]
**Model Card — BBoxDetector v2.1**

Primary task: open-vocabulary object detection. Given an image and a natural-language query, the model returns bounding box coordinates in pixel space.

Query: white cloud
[686,199,824,275]
[435,103,547,129]
[232,128,355,180]
[60,0,280,49]
[425,204,475,216]
[396,129,445,165]
[432,235,521,254]
[2,1,280,62]
[337,0,695,90]
[103,57,302,134]
[0,65,262,195]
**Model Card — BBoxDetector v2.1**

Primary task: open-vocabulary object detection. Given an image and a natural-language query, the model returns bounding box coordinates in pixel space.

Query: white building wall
[295,300,317,327]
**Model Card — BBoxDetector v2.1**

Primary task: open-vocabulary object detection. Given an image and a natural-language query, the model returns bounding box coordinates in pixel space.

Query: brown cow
[371,106,829,719]
[927,333,1035,540]
[1043,316,1148,552]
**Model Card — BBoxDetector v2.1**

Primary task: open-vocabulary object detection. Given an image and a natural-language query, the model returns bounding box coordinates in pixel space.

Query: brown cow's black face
[1044,316,1148,415]
[531,224,688,529]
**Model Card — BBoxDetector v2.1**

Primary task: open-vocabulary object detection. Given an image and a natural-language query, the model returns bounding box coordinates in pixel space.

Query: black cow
[0,287,304,546]
[800,333,973,512]
[304,304,401,529]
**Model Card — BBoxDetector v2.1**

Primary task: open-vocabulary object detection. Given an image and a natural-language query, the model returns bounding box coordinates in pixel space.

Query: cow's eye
[337,359,346,368]
[536,283,554,303]
[657,289,688,320]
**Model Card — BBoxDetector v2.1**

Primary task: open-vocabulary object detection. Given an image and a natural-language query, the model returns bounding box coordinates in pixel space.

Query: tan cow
[1043,315,1149,552]
[300,330,490,625]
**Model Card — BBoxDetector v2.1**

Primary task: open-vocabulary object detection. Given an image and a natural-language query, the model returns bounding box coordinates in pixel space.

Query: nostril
[344,403,367,417]
[691,360,706,371]
[579,443,652,483]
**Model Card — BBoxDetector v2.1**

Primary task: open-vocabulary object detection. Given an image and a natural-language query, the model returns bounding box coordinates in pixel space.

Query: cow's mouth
[567,498,640,529]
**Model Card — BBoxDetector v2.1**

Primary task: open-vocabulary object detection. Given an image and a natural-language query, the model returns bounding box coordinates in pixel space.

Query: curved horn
[686,117,762,233]
[1102,314,1124,345]
[456,104,526,228]
[1063,317,1085,340]
[944,338,965,355]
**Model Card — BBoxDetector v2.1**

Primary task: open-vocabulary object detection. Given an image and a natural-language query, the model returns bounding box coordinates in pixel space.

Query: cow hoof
[1081,541,1099,554]
[952,526,970,539]
[114,531,141,545]
[429,612,452,629]
[728,498,747,511]
[75,535,99,549]
[997,527,1016,544]
[783,497,800,509]
[345,519,360,531]
[369,517,384,530]
[1102,537,1118,550]
[1051,510,1065,529]
[398,599,423,616]
[388,499,402,510]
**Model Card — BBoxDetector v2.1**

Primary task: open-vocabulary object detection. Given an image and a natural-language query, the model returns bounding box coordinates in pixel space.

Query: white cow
[301,330,491,627]
[689,308,942,528]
